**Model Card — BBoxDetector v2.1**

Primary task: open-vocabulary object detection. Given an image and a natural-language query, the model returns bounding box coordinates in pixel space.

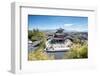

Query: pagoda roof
[56,28,64,33]
[53,37,65,40]
[55,33,65,35]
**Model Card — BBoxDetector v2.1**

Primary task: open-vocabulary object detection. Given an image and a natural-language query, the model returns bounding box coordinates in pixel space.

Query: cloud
[63,23,88,32]
[63,24,73,27]
[29,23,88,32]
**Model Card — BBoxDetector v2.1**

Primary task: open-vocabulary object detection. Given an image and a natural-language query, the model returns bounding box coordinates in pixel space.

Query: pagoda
[45,28,72,52]
[52,28,66,44]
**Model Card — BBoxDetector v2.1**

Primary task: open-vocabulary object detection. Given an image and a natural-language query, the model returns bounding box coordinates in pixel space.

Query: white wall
[0,0,100,76]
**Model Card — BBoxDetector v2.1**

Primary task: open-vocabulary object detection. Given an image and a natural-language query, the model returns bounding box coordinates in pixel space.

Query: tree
[28,30,33,40]
[28,29,53,60]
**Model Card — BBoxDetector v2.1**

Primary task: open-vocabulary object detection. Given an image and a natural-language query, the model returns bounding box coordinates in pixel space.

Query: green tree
[28,30,33,40]
[28,29,53,60]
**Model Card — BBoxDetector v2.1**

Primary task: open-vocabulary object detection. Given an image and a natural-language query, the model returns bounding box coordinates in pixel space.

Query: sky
[28,15,88,32]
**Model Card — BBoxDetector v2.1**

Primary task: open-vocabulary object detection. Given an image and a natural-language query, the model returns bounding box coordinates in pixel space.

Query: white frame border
[11,2,97,74]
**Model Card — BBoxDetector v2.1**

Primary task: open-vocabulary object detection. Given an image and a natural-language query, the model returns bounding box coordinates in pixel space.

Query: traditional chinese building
[45,28,72,52]
[51,28,66,44]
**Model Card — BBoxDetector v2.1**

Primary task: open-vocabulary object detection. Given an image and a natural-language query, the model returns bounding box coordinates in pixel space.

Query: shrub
[64,43,88,59]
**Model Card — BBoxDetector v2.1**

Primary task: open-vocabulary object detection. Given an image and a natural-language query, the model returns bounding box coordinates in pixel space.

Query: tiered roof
[53,28,65,40]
